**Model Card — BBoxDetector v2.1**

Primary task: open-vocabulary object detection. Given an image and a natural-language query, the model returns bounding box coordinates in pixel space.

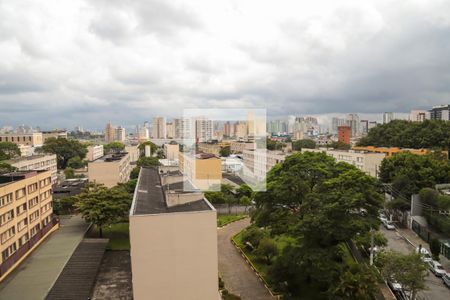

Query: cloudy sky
[0,0,449,129]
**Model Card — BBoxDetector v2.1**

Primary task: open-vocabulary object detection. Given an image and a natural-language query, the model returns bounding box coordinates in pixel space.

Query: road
[381,227,450,300]
[218,218,274,300]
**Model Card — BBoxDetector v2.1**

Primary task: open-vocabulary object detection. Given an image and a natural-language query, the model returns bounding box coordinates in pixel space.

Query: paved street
[0,215,88,300]
[218,218,274,300]
[381,227,450,300]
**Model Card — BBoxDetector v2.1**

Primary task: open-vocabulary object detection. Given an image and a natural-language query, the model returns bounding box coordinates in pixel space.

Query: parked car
[379,213,388,223]
[428,260,446,277]
[416,247,432,263]
[382,219,395,230]
[387,279,409,300]
[443,273,450,288]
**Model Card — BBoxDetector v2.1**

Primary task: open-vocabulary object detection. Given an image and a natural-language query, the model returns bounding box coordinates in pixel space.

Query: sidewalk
[0,215,89,300]
[397,228,450,270]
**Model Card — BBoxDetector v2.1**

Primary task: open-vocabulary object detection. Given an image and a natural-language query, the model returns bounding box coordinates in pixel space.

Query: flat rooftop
[0,170,47,187]
[91,152,128,163]
[131,167,211,215]
[6,154,56,164]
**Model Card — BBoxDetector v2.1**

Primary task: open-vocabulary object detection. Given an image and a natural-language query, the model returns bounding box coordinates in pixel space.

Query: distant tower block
[145,145,151,157]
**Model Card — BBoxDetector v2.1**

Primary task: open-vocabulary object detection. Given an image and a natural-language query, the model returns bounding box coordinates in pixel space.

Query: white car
[379,213,388,223]
[416,247,432,263]
[443,273,450,288]
[428,260,446,277]
[383,219,395,230]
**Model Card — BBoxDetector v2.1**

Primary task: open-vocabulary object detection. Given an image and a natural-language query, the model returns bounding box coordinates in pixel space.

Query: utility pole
[370,228,374,266]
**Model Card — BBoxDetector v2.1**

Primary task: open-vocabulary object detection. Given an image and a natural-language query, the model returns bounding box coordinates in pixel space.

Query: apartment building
[129,167,219,300]
[164,142,179,161]
[429,104,450,121]
[125,145,140,163]
[152,117,167,139]
[104,122,115,143]
[0,133,43,147]
[243,149,288,183]
[230,141,255,153]
[42,130,67,141]
[6,154,58,183]
[338,125,351,144]
[197,143,221,156]
[86,145,104,162]
[301,148,385,177]
[351,146,447,158]
[88,152,132,187]
[0,170,58,280]
[178,152,222,190]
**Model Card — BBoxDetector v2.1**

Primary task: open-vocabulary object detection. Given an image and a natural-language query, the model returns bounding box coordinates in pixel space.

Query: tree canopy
[292,139,316,151]
[0,142,21,160]
[138,141,158,157]
[67,156,86,169]
[39,137,87,169]
[104,141,125,154]
[252,151,383,297]
[0,162,17,175]
[74,183,132,237]
[379,152,450,202]
[358,119,450,149]
[266,138,285,151]
[137,156,160,167]
[219,146,231,157]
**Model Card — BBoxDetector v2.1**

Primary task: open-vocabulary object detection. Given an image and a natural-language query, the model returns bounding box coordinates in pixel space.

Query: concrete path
[0,215,89,300]
[218,218,274,300]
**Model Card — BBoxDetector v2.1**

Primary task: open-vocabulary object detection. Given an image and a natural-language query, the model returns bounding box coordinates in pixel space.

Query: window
[28,196,39,208]
[30,224,40,237]
[16,203,27,216]
[1,226,16,244]
[0,209,15,226]
[1,242,17,261]
[27,183,38,194]
[15,187,26,199]
[41,202,52,214]
[17,218,28,232]
[40,190,51,202]
[18,233,29,247]
[0,193,13,207]
[29,210,40,223]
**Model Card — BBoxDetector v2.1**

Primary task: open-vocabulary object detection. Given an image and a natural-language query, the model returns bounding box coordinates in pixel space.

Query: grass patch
[88,222,130,250]
[217,214,246,227]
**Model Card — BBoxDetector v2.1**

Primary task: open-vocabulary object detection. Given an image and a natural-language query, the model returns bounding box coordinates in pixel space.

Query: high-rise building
[166,122,174,139]
[409,110,427,122]
[115,126,126,142]
[195,118,213,142]
[429,105,450,121]
[224,122,233,137]
[105,122,115,143]
[346,114,360,137]
[234,122,247,139]
[368,121,378,130]
[331,117,346,134]
[174,118,192,140]
[360,120,369,135]
[383,112,394,124]
[338,125,351,144]
[152,117,167,139]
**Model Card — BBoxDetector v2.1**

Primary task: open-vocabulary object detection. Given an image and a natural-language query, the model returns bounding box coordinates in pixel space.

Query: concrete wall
[129,210,218,300]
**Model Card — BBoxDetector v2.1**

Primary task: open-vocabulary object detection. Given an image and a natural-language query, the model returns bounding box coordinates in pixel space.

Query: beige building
[243,149,288,183]
[42,130,67,141]
[86,145,104,162]
[6,154,58,183]
[166,122,175,139]
[230,141,255,153]
[104,122,115,143]
[125,145,140,163]
[0,133,43,147]
[164,142,179,161]
[115,127,126,142]
[178,152,222,190]
[301,148,386,177]
[0,170,58,280]
[234,122,248,139]
[129,167,219,300]
[197,143,221,156]
[152,117,167,139]
[88,152,132,187]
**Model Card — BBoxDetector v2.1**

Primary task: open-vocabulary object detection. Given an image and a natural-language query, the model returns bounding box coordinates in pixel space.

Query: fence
[214,204,253,215]
[0,218,59,277]
[412,219,450,259]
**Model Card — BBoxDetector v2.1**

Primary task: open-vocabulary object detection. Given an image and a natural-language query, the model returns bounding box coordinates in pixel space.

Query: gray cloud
[0,0,450,129]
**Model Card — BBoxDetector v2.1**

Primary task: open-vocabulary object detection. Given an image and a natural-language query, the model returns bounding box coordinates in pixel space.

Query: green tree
[331,264,380,300]
[429,238,441,261]
[252,152,383,297]
[156,149,165,159]
[74,184,132,237]
[220,146,231,157]
[329,140,351,150]
[0,162,17,174]
[358,119,450,149]
[292,139,316,151]
[137,156,160,167]
[239,196,252,213]
[39,137,88,169]
[64,168,75,179]
[376,251,427,300]
[67,156,86,169]
[0,142,21,160]
[266,138,285,150]
[204,191,225,204]
[257,237,278,264]
[236,184,253,199]
[104,141,125,154]
[241,226,266,248]
[379,152,450,201]
[130,166,140,179]
[138,141,158,157]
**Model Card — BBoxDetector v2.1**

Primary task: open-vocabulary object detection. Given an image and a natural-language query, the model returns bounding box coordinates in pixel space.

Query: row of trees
[205,184,253,213]
[358,119,450,149]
